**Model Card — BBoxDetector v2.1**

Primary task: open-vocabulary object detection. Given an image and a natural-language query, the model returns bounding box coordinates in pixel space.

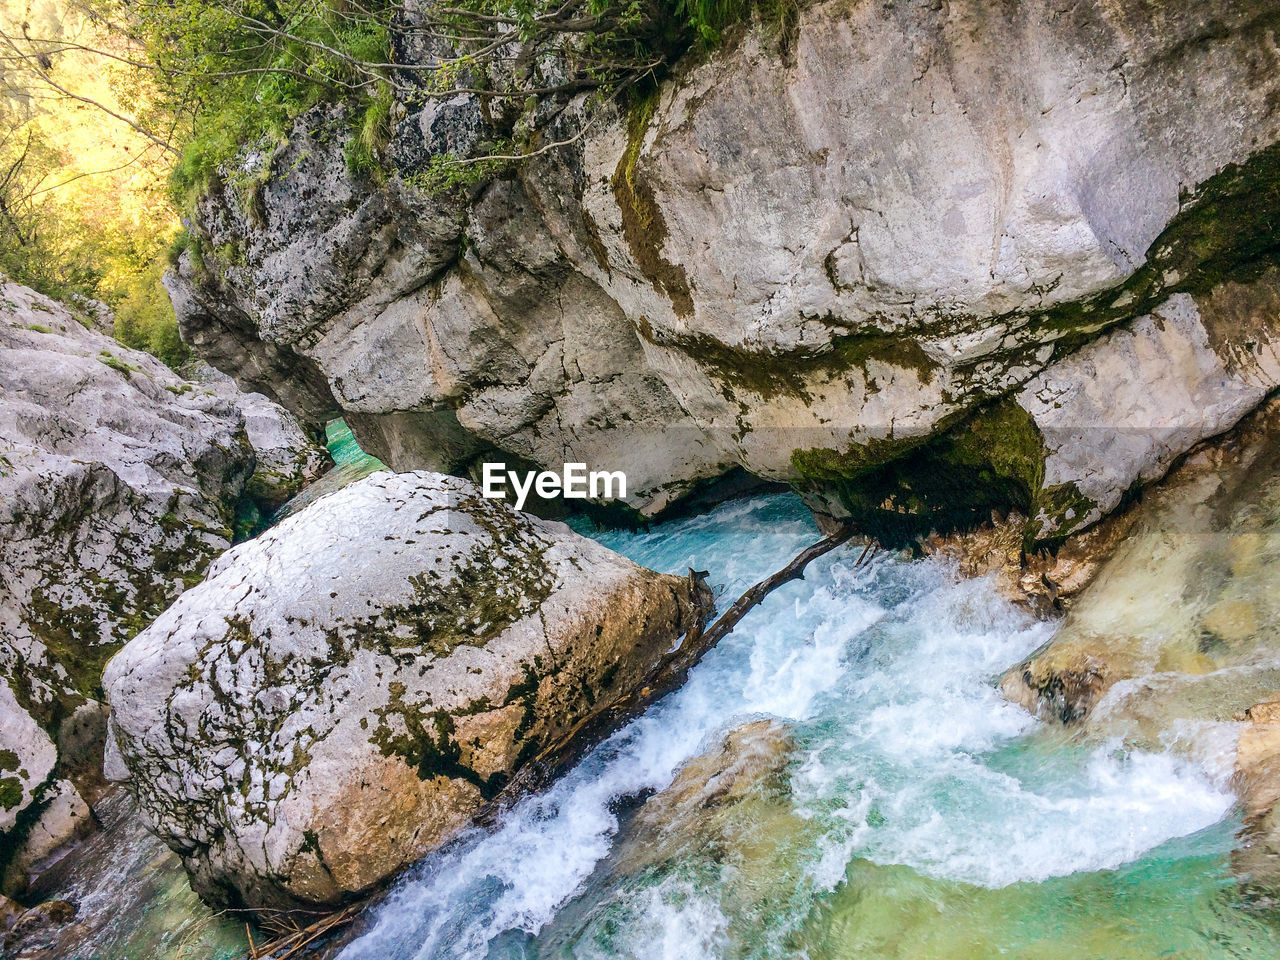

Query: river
[336,494,1268,960]
[33,440,1280,959]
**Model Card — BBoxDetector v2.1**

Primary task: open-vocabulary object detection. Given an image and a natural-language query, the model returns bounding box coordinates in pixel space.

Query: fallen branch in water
[237,904,360,959]
[498,523,877,800]
[699,527,874,649]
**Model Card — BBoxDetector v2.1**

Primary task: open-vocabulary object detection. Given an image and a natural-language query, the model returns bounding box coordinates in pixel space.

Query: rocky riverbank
[9,0,1280,954]
[999,393,1280,898]
[0,280,328,902]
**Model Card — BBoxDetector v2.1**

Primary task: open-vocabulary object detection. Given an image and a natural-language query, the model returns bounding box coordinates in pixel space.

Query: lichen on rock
[0,280,328,893]
[102,470,711,914]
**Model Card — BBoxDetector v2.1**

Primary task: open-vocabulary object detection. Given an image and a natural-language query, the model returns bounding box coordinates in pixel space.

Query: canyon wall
[172,0,1280,542]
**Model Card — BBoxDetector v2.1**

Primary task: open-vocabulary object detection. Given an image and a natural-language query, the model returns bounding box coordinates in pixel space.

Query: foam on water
[784,569,1234,891]
[339,494,1238,960]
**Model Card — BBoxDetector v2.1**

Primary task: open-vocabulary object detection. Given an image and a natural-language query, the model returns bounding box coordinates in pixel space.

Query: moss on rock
[794,398,1048,547]
[612,94,695,319]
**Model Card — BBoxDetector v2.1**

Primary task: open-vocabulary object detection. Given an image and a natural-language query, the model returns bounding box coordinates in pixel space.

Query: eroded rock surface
[1000,397,1280,724]
[1015,277,1280,541]
[173,0,1280,541]
[103,471,711,912]
[0,684,60,847]
[0,281,327,891]
[185,361,331,513]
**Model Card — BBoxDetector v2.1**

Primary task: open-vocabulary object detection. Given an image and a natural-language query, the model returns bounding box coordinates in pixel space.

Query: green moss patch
[98,351,141,377]
[998,139,1280,366]
[793,399,1048,547]
[612,94,695,319]
[635,320,942,403]
[0,777,24,812]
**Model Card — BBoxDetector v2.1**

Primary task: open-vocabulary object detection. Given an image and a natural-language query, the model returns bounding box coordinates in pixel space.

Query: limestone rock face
[102,471,711,912]
[0,281,327,888]
[184,361,331,512]
[1015,276,1280,541]
[0,684,58,838]
[170,110,733,517]
[173,0,1280,539]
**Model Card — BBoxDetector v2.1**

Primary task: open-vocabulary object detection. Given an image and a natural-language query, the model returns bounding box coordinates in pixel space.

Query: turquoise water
[235,418,384,539]
[266,418,385,525]
[339,494,1273,960]
[326,418,386,468]
[24,791,249,959]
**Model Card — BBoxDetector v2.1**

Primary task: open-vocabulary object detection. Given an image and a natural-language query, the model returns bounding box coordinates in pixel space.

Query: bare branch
[0,32,178,156]
[26,141,164,199]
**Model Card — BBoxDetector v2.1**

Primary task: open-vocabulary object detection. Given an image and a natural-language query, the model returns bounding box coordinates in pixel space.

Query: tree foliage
[0,1,186,365]
[0,0,790,368]
[6,0,781,201]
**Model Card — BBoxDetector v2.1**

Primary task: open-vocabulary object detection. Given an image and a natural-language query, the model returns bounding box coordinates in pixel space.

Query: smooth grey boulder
[0,280,327,890]
[103,471,711,912]
[171,0,1280,543]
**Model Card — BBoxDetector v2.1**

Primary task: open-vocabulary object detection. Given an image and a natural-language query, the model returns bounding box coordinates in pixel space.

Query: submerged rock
[172,0,1280,542]
[0,281,327,892]
[103,471,712,913]
[1231,701,1280,901]
[997,396,1280,895]
[3,898,79,960]
[615,719,797,873]
[1000,397,1280,724]
[533,718,805,954]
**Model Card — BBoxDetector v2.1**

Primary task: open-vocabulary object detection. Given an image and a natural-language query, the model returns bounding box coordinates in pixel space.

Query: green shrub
[111,259,189,369]
[139,0,786,205]
[144,0,395,203]
[345,83,395,180]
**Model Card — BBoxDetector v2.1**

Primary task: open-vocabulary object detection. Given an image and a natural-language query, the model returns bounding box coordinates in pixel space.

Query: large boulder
[1012,278,1280,542]
[102,471,712,912]
[0,280,328,890]
[171,0,1280,541]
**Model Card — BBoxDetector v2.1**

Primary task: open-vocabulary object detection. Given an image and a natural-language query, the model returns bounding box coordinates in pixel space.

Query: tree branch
[0,32,178,156]
[495,525,877,803]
